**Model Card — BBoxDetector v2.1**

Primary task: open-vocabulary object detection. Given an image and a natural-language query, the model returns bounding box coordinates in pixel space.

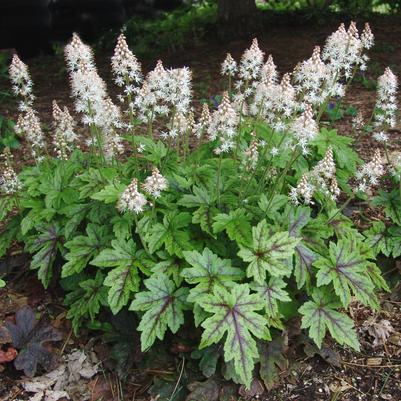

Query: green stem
[133,213,150,254]
[216,154,223,208]
[327,194,354,223]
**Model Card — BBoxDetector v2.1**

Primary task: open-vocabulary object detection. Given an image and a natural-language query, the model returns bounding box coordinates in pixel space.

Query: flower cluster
[289,147,340,205]
[65,34,124,159]
[356,149,386,192]
[373,67,398,143]
[142,168,168,198]
[52,101,77,159]
[15,108,46,161]
[221,53,237,77]
[289,104,319,154]
[0,148,21,195]
[208,92,239,154]
[9,54,34,111]
[238,38,264,83]
[312,147,340,201]
[242,132,259,170]
[135,60,192,130]
[293,46,328,106]
[289,174,315,205]
[118,178,147,214]
[118,168,168,213]
[111,34,142,88]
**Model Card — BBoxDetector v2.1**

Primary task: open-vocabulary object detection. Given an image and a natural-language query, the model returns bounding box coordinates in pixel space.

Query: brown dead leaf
[329,379,352,393]
[388,333,401,346]
[0,347,17,363]
[0,326,11,344]
[367,357,383,366]
[238,379,264,398]
[88,376,114,401]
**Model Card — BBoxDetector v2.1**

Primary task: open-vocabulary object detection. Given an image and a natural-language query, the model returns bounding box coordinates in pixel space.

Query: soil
[1,11,401,401]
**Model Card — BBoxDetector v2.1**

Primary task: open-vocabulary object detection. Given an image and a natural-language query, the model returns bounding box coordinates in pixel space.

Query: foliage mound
[1,21,400,388]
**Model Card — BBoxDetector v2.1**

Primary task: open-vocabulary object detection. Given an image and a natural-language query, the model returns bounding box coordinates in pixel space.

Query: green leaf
[146,212,192,257]
[258,194,288,218]
[178,186,214,208]
[212,209,252,246]
[129,273,189,350]
[372,189,401,225]
[91,238,140,314]
[198,284,270,388]
[315,239,377,308]
[182,248,244,302]
[251,277,291,317]
[27,224,61,288]
[62,224,112,277]
[238,220,300,283]
[389,226,401,258]
[192,206,219,236]
[91,183,125,204]
[0,279,5,288]
[65,272,108,334]
[294,244,317,289]
[112,214,134,240]
[77,168,116,199]
[191,345,221,378]
[0,216,21,258]
[299,288,360,351]
[364,221,392,257]
[312,128,360,174]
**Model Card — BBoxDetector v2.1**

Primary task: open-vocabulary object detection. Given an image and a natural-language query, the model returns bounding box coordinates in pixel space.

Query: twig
[169,357,185,401]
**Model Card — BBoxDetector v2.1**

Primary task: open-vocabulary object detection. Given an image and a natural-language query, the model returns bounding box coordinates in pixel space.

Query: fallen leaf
[187,378,220,401]
[329,379,352,394]
[5,306,62,377]
[238,379,264,398]
[364,318,394,347]
[0,347,17,363]
[258,337,288,390]
[304,341,341,367]
[0,326,11,344]
[88,377,114,401]
[367,357,382,366]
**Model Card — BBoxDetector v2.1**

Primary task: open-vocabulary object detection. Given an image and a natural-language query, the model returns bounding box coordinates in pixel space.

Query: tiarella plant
[0,23,398,388]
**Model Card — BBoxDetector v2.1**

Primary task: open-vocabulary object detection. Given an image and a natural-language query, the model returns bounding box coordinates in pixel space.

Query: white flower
[221,53,237,77]
[142,167,168,198]
[361,23,374,49]
[238,38,264,82]
[15,107,46,160]
[52,101,77,159]
[356,149,385,192]
[208,92,238,153]
[0,149,21,195]
[111,33,142,86]
[294,46,328,106]
[118,178,147,213]
[9,54,34,109]
[322,22,366,80]
[289,174,315,205]
[374,67,398,132]
[290,104,318,154]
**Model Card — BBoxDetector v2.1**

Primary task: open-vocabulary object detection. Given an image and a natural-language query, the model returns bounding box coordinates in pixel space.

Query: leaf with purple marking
[238,220,300,284]
[198,284,270,388]
[299,288,359,351]
[315,239,377,308]
[129,273,189,351]
[182,247,244,302]
[251,277,291,317]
